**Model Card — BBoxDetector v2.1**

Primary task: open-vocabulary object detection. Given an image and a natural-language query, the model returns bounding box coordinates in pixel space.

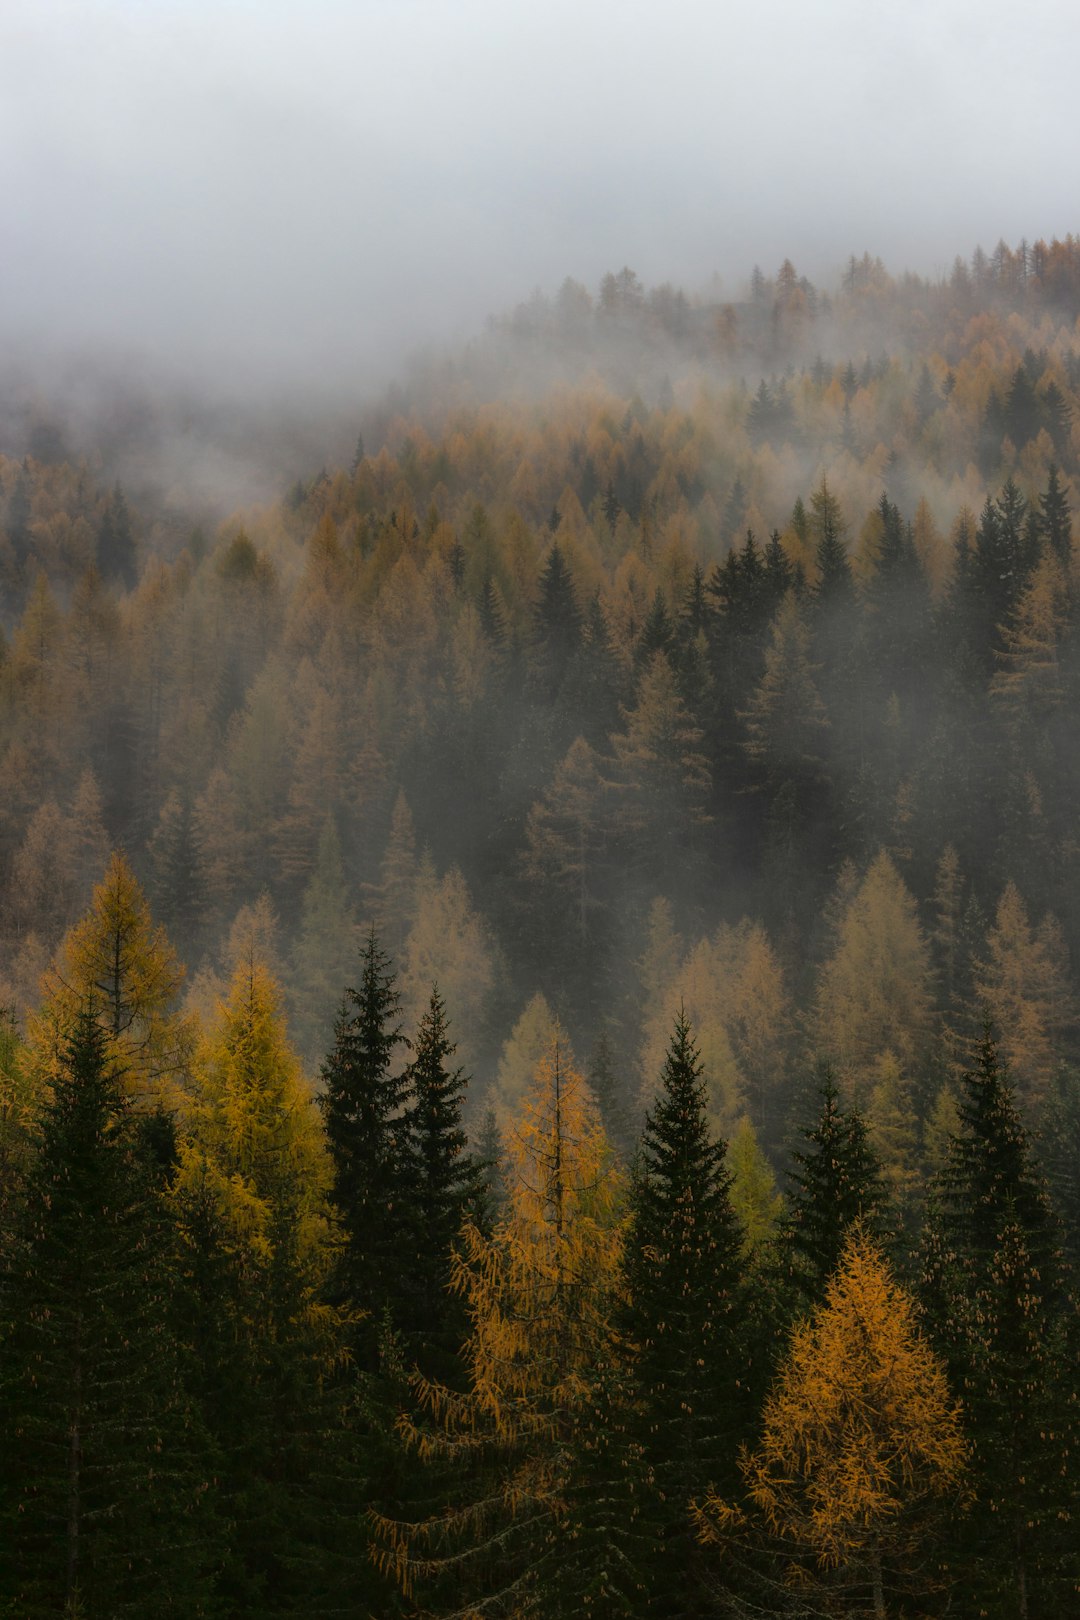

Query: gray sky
[3,0,1078,390]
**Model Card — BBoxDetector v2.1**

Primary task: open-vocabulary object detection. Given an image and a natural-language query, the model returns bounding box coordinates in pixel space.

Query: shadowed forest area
[3,237,1080,1616]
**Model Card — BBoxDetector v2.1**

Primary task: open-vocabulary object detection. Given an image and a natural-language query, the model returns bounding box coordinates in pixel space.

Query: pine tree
[0,1012,220,1618]
[318,929,408,1362]
[619,1007,746,1617]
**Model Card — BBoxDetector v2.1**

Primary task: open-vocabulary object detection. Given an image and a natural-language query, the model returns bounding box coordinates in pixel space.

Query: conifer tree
[318,929,408,1360]
[0,1012,220,1618]
[1037,461,1072,564]
[809,478,854,613]
[781,1070,886,1305]
[920,1026,1076,1614]
[375,1035,625,1617]
[398,984,486,1369]
[619,1007,746,1617]
[30,850,193,1111]
[699,1232,967,1619]
[175,959,364,1616]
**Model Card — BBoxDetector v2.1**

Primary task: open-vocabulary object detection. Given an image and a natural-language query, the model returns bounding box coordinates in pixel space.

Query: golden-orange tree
[28,850,193,1114]
[374,1032,625,1617]
[697,1231,967,1618]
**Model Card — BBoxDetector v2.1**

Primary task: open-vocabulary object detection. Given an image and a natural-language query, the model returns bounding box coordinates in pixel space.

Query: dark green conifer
[1037,462,1073,564]
[618,1008,746,1617]
[920,1026,1076,1614]
[398,985,486,1370]
[318,930,407,1362]
[781,1069,886,1304]
[0,1012,220,1618]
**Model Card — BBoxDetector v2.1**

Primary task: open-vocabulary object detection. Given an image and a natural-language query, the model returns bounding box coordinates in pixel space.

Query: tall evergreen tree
[920,1026,1077,1615]
[780,1069,886,1305]
[1037,461,1073,565]
[618,1007,746,1617]
[318,929,408,1361]
[398,984,485,1370]
[0,1012,219,1618]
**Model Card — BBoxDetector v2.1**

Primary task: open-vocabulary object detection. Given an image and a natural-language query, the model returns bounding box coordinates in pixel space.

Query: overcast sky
[3,0,1078,391]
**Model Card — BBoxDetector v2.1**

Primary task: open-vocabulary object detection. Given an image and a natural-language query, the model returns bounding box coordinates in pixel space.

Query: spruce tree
[318,929,407,1361]
[618,1007,746,1618]
[0,1012,220,1618]
[781,1068,886,1305]
[398,984,485,1370]
[920,1026,1077,1614]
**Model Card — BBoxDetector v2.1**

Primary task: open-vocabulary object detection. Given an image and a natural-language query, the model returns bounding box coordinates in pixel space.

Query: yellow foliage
[29,850,193,1111]
[698,1232,966,1599]
[814,850,933,1099]
[178,960,332,1280]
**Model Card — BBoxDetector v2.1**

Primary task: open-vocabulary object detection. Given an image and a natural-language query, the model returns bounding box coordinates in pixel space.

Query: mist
[5,0,1078,401]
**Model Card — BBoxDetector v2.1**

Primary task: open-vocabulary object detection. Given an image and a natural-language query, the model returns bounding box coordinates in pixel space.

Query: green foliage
[0,1013,220,1618]
[618,1008,747,1616]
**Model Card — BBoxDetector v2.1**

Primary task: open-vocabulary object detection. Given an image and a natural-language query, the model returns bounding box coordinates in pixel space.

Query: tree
[610,650,711,891]
[920,1027,1075,1615]
[809,478,854,613]
[531,541,581,699]
[619,1008,747,1617]
[176,960,359,1616]
[398,984,486,1369]
[698,1232,966,1618]
[30,851,193,1111]
[96,482,137,587]
[1036,462,1072,564]
[781,1071,886,1306]
[813,850,934,1097]
[975,880,1077,1112]
[0,1013,220,1618]
[741,591,830,859]
[290,817,356,1065]
[318,930,408,1361]
[375,1035,625,1617]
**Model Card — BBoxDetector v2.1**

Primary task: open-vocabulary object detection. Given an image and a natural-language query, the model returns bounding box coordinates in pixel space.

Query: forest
[2,233,1080,1616]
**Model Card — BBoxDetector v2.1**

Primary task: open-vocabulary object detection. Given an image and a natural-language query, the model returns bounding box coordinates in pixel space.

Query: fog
[4,0,1078,398]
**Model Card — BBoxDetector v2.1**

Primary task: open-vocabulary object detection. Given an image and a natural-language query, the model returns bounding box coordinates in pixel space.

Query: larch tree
[698,1232,966,1619]
[29,850,193,1113]
[813,849,934,1100]
[400,864,495,1087]
[175,958,350,1616]
[974,880,1077,1112]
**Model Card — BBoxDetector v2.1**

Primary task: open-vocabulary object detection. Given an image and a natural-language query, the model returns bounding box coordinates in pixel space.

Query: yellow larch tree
[29,850,194,1111]
[375,1033,626,1614]
[697,1232,967,1618]
[813,850,933,1101]
[975,879,1077,1111]
[176,958,333,1280]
